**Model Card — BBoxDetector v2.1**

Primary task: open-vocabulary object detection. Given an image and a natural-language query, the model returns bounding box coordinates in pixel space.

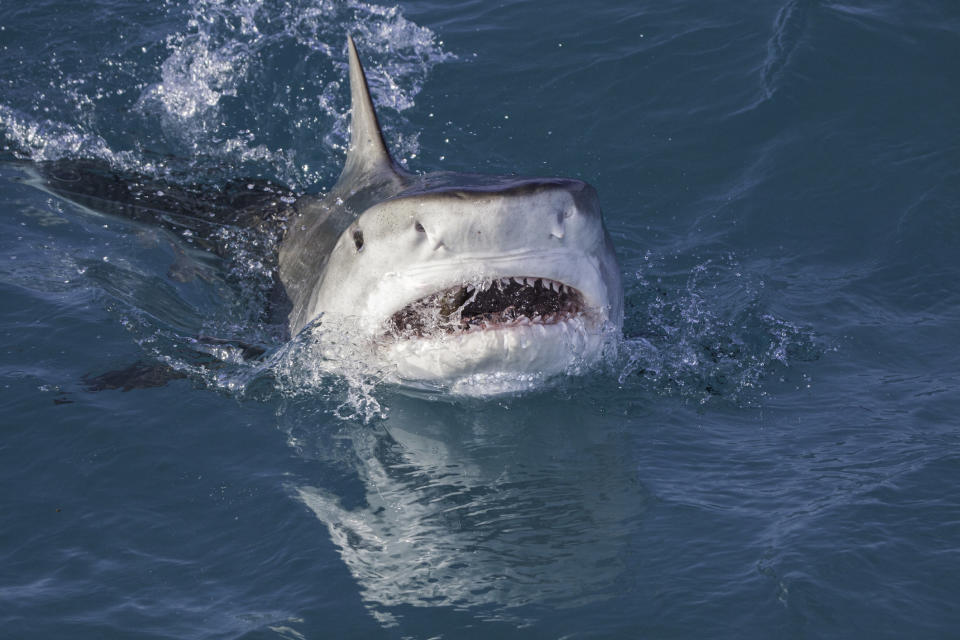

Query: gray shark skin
[278,38,622,392]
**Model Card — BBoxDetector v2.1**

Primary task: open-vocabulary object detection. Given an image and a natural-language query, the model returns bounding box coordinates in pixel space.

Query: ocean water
[2,0,959,637]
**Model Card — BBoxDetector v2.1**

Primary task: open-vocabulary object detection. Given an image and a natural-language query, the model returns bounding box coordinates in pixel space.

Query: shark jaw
[299,305,614,397]
[368,275,616,394]
[296,257,617,397]
[387,276,588,338]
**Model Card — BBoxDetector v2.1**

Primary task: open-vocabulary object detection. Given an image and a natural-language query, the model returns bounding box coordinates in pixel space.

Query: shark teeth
[388,277,585,339]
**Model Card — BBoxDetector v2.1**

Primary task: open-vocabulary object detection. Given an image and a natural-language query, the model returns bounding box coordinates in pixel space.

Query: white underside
[279,313,617,398]
[380,315,611,395]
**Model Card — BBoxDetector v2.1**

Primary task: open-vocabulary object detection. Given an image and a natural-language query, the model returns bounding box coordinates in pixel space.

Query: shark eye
[353,229,364,252]
[414,221,425,233]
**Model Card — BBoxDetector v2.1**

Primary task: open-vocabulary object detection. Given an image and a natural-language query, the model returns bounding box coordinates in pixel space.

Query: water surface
[2,0,959,637]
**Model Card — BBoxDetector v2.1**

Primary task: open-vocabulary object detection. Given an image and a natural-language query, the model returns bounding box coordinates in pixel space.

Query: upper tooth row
[482,277,568,292]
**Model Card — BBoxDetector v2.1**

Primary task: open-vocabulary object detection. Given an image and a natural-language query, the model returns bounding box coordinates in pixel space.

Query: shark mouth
[388,277,587,339]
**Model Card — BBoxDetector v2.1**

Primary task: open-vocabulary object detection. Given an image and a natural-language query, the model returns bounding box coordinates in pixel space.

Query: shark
[26,37,623,395]
[278,37,622,393]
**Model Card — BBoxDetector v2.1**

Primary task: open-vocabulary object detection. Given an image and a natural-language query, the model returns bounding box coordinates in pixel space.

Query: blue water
[2,0,959,637]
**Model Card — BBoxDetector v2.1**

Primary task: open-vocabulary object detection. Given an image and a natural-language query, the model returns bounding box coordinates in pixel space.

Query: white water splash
[616,254,822,405]
[0,105,138,165]
[268,319,390,423]
[133,0,453,185]
[1,0,454,189]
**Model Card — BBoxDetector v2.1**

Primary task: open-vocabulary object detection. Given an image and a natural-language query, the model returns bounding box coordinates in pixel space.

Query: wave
[617,254,824,407]
[762,0,818,98]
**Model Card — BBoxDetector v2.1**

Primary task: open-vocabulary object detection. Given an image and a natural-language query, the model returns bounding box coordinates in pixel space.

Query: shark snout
[324,183,622,328]
[412,220,447,251]
[389,189,603,260]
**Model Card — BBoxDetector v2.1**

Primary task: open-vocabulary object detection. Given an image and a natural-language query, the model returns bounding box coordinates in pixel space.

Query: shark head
[279,38,622,393]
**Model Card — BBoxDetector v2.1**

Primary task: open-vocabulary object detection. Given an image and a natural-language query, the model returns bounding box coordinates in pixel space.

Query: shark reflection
[292,394,647,627]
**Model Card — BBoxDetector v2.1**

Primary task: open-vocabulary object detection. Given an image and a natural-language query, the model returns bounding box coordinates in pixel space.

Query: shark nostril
[414,221,425,233]
[353,229,364,252]
[550,211,565,239]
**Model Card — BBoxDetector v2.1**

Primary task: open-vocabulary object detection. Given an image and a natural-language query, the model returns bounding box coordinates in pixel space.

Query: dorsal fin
[336,36,405,191]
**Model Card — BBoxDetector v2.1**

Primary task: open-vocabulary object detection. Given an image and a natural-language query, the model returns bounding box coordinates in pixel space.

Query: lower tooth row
[456,311,576,330]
